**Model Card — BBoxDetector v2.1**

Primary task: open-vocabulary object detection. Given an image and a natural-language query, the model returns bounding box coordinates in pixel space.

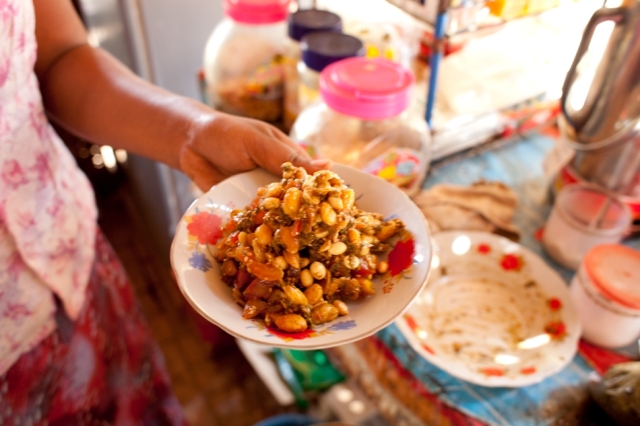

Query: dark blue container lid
[301,32,365,72]
[288,9,342,41]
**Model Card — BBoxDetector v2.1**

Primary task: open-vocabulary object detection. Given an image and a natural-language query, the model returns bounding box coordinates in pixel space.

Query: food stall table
[326,132,640,426]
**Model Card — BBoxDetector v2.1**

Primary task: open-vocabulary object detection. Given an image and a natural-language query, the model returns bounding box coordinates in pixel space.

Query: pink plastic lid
[224,0,289,25]
[585,244,640,310]
[319,57,414,120]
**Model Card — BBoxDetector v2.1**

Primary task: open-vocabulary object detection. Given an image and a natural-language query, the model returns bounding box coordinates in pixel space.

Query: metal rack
[386,0,558,128]
[386,0,508,127]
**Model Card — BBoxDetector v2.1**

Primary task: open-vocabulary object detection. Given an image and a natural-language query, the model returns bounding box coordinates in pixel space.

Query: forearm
[38,43,214,170]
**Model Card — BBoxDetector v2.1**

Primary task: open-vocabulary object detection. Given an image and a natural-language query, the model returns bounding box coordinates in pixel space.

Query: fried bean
[328,242,347,256]
[309,261,326,280]
[242,299,267,319]
[263,197,280,210]
[311,303,339,325]
[320,202,337,226]
[221,259,238,276]
[282,285,309,306]
[255,224,273,246]
[300,269,314,287]
[282,188,302,217]
[304,284,324,305]
[332,300,349,316]
[275,314,308,333]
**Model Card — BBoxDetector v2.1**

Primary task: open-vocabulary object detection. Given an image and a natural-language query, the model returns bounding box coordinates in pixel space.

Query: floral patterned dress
[0,1,184,424]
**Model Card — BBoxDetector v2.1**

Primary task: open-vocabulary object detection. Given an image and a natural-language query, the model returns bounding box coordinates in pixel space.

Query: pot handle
[561,7,628,129]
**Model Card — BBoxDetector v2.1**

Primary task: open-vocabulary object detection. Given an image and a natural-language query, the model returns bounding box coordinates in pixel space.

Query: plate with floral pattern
[395,231,581,387]
[170,164,432,349]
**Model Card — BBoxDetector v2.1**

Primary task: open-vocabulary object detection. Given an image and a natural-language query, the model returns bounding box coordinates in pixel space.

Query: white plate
[170,164,432,350]
[395,231,581,387]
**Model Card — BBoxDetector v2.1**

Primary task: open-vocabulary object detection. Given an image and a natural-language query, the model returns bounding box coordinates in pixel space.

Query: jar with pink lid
[289,57,431,197]
[570,244,640,348]
[203,0,289,123]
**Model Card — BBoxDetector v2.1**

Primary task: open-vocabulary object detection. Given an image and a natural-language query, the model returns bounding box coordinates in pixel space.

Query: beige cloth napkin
[412,181,521,241]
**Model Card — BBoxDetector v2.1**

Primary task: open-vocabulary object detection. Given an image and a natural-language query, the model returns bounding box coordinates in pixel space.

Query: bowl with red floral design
[170,164,432,349]
[396,231,581,387]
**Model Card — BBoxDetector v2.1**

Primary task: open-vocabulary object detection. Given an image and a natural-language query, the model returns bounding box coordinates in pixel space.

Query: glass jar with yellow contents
[290,57,431,197]
[203,0,289,123]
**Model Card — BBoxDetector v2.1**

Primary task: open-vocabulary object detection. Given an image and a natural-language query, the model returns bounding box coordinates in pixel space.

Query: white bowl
[170,164,432,349]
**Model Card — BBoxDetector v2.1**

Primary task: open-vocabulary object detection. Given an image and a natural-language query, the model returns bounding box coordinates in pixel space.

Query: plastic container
[297,32,365,112]
[290,57,431,197]
[283,9,343,130]
[570,244,640,348]
[542,183,631,270]
[203,0,289,122]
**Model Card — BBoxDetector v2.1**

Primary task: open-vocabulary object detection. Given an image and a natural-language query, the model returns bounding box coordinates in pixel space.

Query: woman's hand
[180,114,331,191]
[34,0,330,189]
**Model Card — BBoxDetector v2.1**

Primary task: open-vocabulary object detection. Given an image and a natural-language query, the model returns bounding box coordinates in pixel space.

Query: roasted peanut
[275,314,308,333]
[238,231,248,246]
[300,257,310,268]
[377,260,389,274]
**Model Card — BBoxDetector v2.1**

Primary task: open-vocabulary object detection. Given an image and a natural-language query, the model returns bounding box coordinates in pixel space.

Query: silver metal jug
[560,2,640,196]
[562,2,640,146]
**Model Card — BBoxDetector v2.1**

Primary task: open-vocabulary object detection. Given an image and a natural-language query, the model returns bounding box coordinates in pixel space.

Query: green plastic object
[273,348,345,396]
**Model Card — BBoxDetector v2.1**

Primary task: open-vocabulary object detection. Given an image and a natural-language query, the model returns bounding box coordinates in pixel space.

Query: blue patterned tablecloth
[373,133,640,426]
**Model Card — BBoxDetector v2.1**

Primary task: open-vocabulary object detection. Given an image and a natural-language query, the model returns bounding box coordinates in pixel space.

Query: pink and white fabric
[0,0,98,374]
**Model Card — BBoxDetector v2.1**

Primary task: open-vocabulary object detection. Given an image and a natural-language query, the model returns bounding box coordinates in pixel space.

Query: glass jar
[290,57,431,197]
[542,183,631,270]
[345,21,409,67]
[283,9,342,131]
[203,0,289,123]
[570,244,640,348]
[297,32,364,112]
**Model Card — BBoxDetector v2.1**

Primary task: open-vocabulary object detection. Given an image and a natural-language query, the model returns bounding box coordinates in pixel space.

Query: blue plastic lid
[301,32,365,72]
[288,9,342,41]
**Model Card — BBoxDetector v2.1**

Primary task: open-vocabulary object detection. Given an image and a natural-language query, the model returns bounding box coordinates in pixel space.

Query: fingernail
[310,159,332,168]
